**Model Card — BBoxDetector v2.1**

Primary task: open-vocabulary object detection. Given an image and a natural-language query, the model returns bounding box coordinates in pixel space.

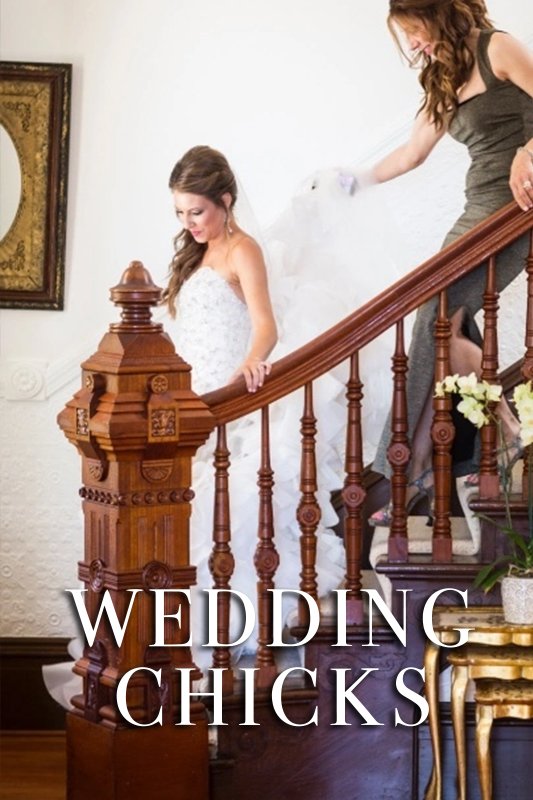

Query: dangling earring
[225,210,233,235]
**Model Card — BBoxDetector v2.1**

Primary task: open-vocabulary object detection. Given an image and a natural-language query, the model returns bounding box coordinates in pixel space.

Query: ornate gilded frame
[0,62,71,309]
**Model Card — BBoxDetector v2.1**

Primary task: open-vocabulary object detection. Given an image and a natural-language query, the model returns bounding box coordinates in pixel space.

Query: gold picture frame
[0,61,71,310]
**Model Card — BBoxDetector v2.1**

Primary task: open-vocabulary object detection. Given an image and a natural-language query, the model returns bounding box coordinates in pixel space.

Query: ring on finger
[523,179,533,189]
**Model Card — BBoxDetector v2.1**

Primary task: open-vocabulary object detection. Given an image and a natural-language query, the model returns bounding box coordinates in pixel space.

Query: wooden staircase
[57,202,533,800]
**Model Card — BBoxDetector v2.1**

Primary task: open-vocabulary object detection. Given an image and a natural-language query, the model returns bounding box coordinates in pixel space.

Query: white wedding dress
[174,266,252,395]
[176,172,410,672]
[177,265,348,671]
[43,171,410,703]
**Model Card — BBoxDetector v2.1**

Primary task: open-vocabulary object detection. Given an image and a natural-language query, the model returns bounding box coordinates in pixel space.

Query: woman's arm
[229,237,278,392]
[489,32,533,211]
[340,110,446,193]
[371,109,447,183]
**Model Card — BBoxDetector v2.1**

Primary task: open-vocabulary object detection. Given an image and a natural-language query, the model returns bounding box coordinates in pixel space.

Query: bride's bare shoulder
[229,232,265,267]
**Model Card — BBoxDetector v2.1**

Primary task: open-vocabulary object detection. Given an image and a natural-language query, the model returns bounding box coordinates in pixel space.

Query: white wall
[1,0,531,636]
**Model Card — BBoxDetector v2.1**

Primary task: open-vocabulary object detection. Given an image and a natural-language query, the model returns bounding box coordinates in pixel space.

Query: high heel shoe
[369,468,434,527]
[410,469,435,526]
[464,472,479,488]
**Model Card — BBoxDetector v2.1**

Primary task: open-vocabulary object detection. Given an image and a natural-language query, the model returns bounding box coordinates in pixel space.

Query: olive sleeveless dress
[373,29,533,478]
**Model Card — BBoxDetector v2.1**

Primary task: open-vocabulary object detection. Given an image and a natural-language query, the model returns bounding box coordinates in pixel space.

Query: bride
[165,145,278,395]
[165,146,405,671]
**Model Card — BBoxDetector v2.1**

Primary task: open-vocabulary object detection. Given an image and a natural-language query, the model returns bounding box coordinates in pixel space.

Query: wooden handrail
[203,201,533,424]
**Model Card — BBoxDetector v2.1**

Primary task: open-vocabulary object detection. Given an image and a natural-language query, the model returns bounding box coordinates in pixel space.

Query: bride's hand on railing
[228,357,272,393]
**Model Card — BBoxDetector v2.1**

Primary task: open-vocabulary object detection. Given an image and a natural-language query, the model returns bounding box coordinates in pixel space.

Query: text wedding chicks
[66,586,472,727]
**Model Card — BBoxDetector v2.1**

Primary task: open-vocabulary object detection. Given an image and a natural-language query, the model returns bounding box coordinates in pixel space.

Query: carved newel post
[57,262,215,800]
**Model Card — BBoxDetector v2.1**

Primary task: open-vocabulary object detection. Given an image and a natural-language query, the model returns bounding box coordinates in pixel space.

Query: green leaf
[502,529,529,557]
[474,562,512,592]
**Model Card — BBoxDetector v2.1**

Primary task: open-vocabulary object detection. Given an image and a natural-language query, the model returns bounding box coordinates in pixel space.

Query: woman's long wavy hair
[388,0,493,129]
[164,145,237,316]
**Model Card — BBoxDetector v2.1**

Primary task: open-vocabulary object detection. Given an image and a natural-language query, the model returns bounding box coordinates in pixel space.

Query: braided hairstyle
[388,0,493,129]
[164,145,238,316]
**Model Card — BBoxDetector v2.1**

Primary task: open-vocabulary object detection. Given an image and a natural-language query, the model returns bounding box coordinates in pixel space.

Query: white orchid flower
[456,372,479,396]
[513,381,533,405]
[520,423,533,448]
[457,396,487,428]
[483,382,503,403]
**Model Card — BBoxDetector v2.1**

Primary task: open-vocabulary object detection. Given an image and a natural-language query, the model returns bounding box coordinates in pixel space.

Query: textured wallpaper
[0,379,82,637]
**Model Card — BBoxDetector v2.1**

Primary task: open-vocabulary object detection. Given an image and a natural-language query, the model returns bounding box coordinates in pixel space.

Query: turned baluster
[254,406,279,687]
[479,256,501,498]
[387,319,410,561]
[521,232,533,497]
[431,290,454,561]
[297,382,321,623]
[208,424,235,694]
[341,352,365,624]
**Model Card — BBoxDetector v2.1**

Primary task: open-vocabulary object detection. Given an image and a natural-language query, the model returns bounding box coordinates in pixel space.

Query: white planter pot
[501,576,533,625]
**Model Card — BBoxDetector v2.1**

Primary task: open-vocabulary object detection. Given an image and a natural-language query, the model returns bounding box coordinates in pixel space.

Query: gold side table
[423,606,533,800]
[447,643,533,799]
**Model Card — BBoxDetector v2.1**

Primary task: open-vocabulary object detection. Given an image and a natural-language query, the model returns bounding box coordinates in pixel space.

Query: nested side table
[423,606,533,800]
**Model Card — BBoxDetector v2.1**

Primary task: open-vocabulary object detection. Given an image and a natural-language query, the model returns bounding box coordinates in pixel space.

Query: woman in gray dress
[344,0,533,524]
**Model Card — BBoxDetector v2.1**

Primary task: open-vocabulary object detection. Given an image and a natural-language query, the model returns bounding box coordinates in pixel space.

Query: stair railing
[56,203,533,800]
[199,203,533,688]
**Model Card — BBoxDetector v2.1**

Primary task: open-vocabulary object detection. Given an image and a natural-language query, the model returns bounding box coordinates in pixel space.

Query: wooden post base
[67,713,209,800]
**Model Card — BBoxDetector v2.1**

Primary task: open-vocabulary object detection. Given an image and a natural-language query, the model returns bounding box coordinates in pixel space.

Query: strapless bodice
[173,267,251,394]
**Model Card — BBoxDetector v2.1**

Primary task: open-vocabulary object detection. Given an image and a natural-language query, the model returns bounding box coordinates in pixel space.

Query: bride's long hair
[164,145,238,317]
[388,0,492,129]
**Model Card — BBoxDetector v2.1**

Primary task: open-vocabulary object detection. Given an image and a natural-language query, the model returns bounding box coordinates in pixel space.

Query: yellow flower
[443,374,459,392]
[457,372,480,396]
[434,373,459,397]
[520,422,533,448]
[457,396,488,428]
[514,394,533,422]
[513,381,533,405]
[483,382,503,403]
[513,383,533,444]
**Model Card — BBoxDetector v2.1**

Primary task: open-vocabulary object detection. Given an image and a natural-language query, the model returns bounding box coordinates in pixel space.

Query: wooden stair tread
[370,514,478,562]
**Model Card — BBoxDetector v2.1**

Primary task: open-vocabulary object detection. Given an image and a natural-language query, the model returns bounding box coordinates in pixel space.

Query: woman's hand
[510,147,533,212]
[336,168,376,195]
[337,170,360,195]
[229,357,272,393]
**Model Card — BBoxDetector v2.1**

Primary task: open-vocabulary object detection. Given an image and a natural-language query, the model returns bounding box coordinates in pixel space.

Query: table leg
[475,704,494,800]
[423,642,442,800]
[451,664,469,800]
